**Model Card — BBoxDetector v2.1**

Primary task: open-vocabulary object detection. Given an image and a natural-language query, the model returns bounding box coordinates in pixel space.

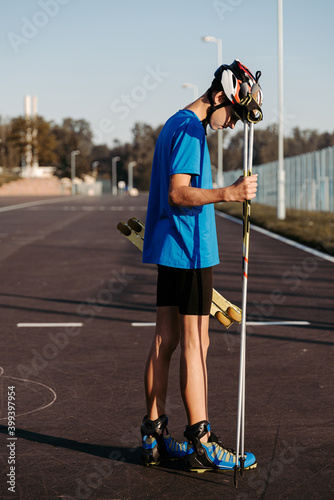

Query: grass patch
[215,202,334,256]
[0,173,20,187]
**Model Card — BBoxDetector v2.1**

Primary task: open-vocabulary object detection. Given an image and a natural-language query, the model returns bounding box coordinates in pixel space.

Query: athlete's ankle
[141,414,187,466]
[200,432,210,443]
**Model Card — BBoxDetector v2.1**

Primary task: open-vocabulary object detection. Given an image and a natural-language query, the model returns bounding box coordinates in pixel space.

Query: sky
[1,0,334,147]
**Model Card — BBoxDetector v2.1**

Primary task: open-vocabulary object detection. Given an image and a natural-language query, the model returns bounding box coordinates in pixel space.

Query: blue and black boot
[141,414,187,466]
[184,420,257,472]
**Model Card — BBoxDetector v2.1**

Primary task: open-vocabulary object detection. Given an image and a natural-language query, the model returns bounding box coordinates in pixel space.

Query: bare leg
[144,306,181,420]
[180,314,210,440]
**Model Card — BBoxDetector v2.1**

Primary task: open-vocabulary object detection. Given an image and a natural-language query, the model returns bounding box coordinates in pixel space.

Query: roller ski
[117,217,242,329]
[141,414,187,466]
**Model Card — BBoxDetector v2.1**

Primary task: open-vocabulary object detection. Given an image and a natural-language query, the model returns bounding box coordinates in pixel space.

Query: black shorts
[156,265,213,316]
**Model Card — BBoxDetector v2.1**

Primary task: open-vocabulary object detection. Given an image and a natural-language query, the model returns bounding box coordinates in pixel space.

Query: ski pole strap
[233,94,263,124]
[234,71,263,124]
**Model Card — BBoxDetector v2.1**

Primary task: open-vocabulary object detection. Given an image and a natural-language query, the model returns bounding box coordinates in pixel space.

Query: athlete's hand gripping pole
[234,119,254,487]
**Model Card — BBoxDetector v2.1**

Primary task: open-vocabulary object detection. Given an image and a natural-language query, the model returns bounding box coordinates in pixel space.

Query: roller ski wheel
[211,289,242,329]
[215,311,231,328]
[127,217,145,235]
[227,306,242,323]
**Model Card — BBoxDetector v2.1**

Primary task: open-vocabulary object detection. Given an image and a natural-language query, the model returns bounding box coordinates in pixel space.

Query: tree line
[1,114,333,190]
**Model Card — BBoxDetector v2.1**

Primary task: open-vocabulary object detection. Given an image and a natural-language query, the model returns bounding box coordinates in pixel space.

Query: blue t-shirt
[142,109,219,269]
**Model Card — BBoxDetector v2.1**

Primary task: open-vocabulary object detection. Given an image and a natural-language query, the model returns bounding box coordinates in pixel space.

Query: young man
[141,60,263,472]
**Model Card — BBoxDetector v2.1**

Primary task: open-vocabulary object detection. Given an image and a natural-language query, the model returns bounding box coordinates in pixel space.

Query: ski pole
[234,119,254,487]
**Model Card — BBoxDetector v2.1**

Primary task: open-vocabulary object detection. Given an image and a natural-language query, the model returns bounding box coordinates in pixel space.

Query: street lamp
[182,83,199,100]
[277,0,286,220]
[211,164,218,187]
[128,161,137,191]
[202,35,223,187]
[71,150,80,195]
[201,36,222,66]
[112,156,120,195]
[92,161,99,172]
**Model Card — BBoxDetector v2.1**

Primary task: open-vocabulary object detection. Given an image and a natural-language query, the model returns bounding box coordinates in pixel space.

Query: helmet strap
[201,87,231,133]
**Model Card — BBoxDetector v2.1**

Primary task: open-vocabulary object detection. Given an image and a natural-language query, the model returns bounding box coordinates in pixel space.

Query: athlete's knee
[154,333,179,357]
[181,331,210,353]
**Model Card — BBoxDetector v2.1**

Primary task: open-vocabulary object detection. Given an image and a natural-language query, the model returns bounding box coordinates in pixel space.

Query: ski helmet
[202,60,263,131]
[215,60,263,123]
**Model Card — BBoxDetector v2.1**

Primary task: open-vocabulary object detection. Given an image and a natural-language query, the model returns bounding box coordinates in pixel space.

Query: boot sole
[187,461,257,473]
[142,456,185,467]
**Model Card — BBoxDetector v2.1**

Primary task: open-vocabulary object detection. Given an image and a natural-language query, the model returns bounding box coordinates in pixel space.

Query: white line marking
[215,211,334,264]
[0,367,57,419]
[132,321,310,327]
[0,197,77,213]
[132,322,156,327]
[17,323,83,328]
[246,321,310,326]
[26,205,148,211]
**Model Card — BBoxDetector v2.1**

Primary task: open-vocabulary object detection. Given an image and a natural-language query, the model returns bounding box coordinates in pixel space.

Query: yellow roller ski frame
[117,217,242,329]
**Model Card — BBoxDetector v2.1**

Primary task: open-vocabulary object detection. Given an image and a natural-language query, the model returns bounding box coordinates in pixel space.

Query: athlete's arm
[168,173,258,207]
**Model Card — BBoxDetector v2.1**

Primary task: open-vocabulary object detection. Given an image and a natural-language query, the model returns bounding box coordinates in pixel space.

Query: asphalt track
[0,193,333,500]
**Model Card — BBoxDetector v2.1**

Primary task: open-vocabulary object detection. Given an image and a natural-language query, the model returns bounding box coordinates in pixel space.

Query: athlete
[141,60,263,472]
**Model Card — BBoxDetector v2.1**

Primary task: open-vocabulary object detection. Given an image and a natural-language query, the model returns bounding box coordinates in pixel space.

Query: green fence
[222,146,334,212]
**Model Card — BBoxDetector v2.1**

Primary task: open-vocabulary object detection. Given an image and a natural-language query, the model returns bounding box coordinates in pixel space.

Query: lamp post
[277,0,286,219]
[71,150,80,195]
[92,161,99,174]
[202,36,222,66]
[182,83,199,100]
[128,161,137,191]
[211,164,218,187]
[202,35,223,187]
[112,156,120,196]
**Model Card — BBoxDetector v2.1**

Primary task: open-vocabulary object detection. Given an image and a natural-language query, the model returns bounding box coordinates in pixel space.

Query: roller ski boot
[184,420,257,473]
[141,414,187,466]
